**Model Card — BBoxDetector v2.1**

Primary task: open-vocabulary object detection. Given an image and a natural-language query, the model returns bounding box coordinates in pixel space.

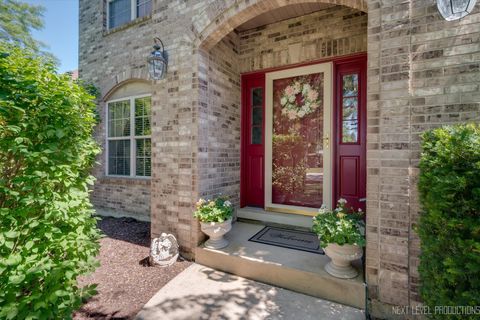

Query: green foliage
[0,0,51,57]
[417,124,480,319]
[193,197,234,223]
[0,43,101,319]
[312,199,365,247]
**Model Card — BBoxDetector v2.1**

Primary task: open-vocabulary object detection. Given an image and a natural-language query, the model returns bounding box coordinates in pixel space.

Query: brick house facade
[79,0,480,318]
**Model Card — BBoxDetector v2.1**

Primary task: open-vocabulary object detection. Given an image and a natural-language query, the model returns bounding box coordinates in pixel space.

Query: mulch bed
[73,217,192,320]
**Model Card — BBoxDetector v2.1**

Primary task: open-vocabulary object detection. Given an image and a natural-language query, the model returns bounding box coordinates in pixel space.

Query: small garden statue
[149,233,179,267]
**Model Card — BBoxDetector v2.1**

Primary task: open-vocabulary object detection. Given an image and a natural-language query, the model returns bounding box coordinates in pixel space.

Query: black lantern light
[148,37,168,80]
[437,0,477,21]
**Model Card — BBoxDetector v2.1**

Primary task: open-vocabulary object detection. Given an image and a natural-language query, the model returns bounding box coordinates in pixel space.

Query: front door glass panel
[271,73,324,208]
[251,87,263,144]
[341,74,359,143]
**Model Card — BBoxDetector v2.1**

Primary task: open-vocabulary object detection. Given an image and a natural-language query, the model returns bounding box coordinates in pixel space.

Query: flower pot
[200,218,232,249]
[323,243,363,279]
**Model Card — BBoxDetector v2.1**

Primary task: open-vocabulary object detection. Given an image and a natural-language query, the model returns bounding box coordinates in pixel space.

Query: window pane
[252,107,262,126]
[342,74,359,143]
[108,100,130,137]
[342,97,358,121]
[251,87,263,145]
[342,74,358,97]
[252,126,262,145]
[135,97,151,136]
[137,0,152,18]
[108,140,131,175]
[342,120,358,143]
[252,87,262,106]
[136,138,151,176]
[109,0,131,29]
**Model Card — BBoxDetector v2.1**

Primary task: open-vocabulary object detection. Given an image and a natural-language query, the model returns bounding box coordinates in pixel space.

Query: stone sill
[103,15,151,37]
[97,176,151,186]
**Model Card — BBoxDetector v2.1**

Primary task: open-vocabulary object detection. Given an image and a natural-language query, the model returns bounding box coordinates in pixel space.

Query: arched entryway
[195,0,368,222]
[196,0,368,50]
[192,0,369,309]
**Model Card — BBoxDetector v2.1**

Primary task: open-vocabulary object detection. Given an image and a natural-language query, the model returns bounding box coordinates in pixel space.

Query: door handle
[323,135,329,149]
[359,198,367,202]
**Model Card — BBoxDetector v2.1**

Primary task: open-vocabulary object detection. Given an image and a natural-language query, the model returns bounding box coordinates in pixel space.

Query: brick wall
[80,0,154,221]
[91,178,151,221]
[367,0,480,317]
[199,34,242,205]
[237,6,367,73]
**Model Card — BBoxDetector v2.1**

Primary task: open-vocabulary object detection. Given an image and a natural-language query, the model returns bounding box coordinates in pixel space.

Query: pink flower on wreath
[307,89,319,101]
[287,110,297,120]
[310,103,319,110]
[284,85,295,96]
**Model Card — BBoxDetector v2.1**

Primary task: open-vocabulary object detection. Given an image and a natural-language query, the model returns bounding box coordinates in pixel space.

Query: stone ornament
[149,233,179,267]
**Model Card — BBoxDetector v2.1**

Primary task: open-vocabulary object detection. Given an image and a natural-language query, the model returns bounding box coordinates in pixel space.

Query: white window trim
[106,0,140,30]
[105,94,151,179]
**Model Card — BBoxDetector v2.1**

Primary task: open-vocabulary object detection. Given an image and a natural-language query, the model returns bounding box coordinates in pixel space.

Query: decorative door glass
[271,73,324,208]
[341,74,359,143]
[251,87,263,145]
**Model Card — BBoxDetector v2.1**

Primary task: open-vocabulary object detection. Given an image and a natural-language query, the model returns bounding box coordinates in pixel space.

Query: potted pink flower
[194,197,234,249]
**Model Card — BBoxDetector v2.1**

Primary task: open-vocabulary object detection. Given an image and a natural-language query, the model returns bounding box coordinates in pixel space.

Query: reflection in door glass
[251,88,263,144]
[342,74,359,143]
[271,73,324,208]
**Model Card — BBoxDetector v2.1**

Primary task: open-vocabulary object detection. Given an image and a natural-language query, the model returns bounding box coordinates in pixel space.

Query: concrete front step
[195,222,366,309]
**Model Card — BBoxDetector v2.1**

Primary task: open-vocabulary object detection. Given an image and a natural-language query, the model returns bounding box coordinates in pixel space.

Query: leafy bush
[418,124,480,319]
[193,197,233,223]
[312,199,365,247]
[0,43,101,319]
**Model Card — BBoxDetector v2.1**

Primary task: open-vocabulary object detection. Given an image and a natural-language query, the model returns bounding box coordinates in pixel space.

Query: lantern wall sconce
[437,0,477,21]
[147,37,168,80]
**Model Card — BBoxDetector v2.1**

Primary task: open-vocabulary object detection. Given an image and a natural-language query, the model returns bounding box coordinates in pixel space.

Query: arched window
[105,81,151,177]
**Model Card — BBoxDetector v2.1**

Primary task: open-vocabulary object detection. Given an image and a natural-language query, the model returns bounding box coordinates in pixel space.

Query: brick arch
[196,0,368,50]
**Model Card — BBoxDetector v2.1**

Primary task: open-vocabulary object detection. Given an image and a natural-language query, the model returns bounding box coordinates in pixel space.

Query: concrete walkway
[136,263,365,320]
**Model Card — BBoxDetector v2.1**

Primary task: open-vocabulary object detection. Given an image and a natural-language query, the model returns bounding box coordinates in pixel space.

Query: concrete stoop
[136,264,365,320]
[195,222,366,310]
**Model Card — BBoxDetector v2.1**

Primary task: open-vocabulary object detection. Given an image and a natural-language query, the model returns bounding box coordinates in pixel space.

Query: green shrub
[0,43,101,319]
[418,124,480,319]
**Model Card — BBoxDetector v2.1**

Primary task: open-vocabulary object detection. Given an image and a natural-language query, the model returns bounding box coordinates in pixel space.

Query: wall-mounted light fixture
[437,0,477,21]
[147,37,168,80]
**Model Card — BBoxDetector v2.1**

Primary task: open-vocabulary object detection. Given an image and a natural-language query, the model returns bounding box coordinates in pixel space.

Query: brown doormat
[249,226,324,254]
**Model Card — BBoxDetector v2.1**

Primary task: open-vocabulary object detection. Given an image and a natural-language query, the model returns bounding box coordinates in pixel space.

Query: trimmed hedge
[418,124,480,319]
[0,44,101,318]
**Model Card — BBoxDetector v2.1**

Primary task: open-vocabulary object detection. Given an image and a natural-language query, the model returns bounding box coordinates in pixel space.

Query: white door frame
[264,62,333,216]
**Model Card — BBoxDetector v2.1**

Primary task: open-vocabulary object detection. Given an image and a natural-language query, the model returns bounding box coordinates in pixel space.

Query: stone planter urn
[200,218,232,249]
[323,243,363,279]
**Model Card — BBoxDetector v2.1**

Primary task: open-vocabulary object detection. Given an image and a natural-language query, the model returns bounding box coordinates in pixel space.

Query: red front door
[334,57,367,212]
[241,54,367,212]
[241,74,265,207]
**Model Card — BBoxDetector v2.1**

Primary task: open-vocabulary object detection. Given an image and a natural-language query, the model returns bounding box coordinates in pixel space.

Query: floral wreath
[280,79,320,120]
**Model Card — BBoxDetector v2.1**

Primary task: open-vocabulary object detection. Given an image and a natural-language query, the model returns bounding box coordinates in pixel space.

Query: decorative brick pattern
[237,6,367,73]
